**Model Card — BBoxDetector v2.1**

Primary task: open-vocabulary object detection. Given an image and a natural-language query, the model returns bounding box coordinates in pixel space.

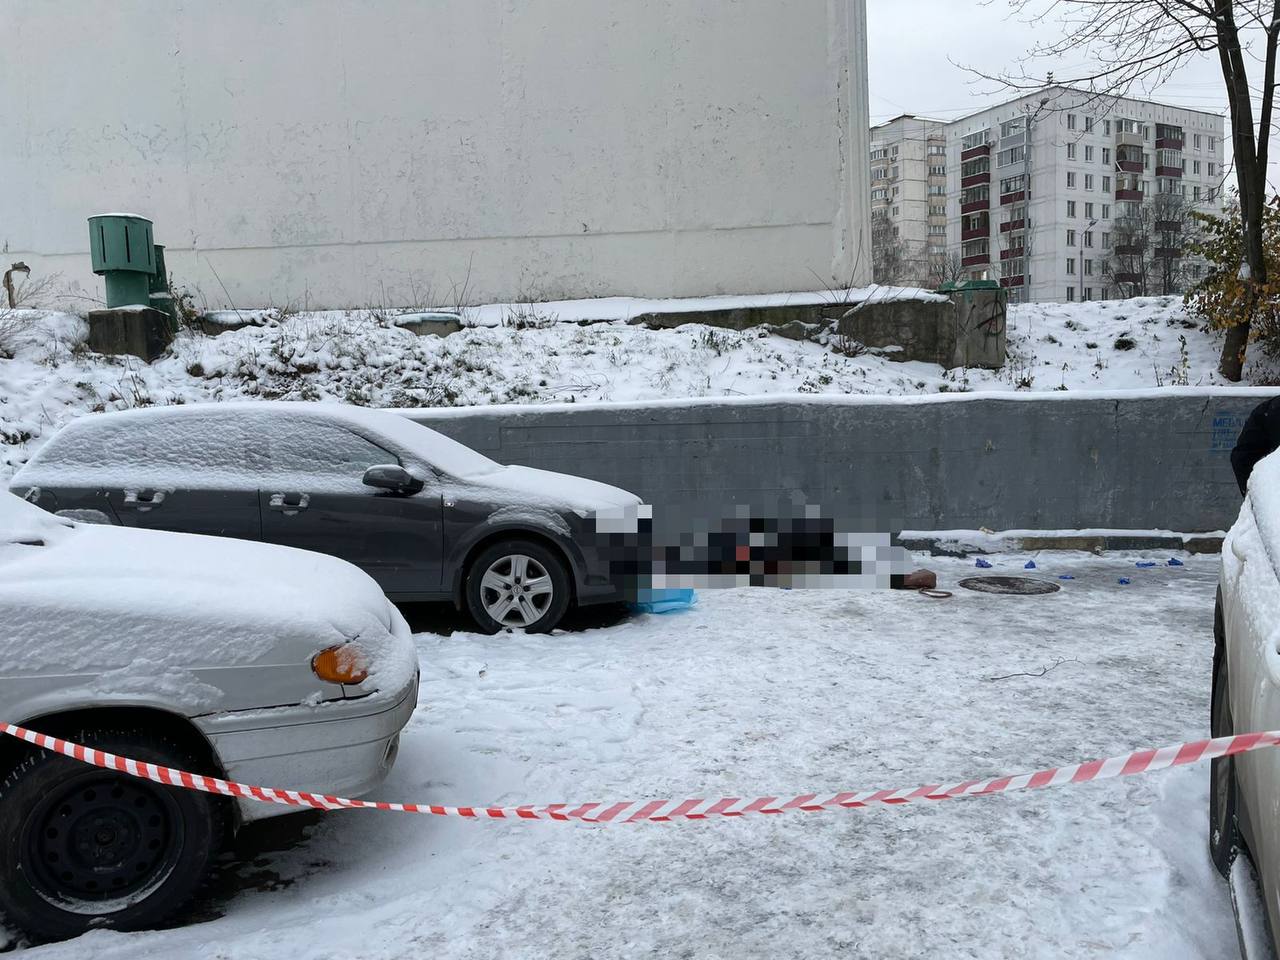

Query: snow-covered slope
[0,293,1248,479]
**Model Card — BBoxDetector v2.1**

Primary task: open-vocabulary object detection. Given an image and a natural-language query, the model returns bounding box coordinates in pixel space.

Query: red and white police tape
[1,722,1277,823]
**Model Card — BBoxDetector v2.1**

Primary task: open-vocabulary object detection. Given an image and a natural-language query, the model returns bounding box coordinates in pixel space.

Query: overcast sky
[865,0,1277,188]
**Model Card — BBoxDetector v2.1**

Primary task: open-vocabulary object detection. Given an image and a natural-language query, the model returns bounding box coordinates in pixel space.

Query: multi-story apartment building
[944,87,1226,302]
[869,115,948,285]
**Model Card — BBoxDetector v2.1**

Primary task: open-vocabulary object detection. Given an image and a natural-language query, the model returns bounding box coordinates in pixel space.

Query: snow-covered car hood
[457,464,642,512]
[0,492,413,714]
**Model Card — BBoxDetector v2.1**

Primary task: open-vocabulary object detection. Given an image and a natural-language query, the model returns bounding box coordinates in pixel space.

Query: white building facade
[944,88,1226,303]
[1,0,871,309]
[868,115,948,285]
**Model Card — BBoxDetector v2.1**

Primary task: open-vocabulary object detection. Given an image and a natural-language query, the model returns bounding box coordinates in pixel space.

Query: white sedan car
[0,491,419,941]
[1213,450,1280,953]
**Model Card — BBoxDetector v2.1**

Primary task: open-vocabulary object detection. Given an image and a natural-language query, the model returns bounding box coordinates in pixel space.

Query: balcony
[961,172,990,189]
[1000,190,1026,206]
[961,224,988,241]
[961,253,989,267]
[999,218,1026,233]
[1154,246,1183,260]
[1115,130,1143,148]
[1114,243,1143,256]
[1155,136,1184,150]
[1000,247,1025,260]
[1114,272,1143,284]
[1116,188,1143,201]
[961,143,991,162]
[1154,219,1183,233]
[1116,159,1143,174]
[961,198,989,214]
[999,276,1025,288]
[1156,165,1183,178]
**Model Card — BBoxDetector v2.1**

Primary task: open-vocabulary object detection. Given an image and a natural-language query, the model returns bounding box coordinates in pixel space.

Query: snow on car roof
[16,401,503,482]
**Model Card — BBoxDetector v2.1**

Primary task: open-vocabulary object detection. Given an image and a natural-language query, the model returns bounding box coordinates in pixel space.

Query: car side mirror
[362,464,425,495]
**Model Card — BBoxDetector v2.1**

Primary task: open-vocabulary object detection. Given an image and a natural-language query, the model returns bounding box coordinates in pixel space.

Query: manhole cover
[958,576,1061,596]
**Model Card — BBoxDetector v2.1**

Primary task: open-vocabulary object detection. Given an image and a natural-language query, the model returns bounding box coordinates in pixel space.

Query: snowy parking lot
[4,551,1240,959]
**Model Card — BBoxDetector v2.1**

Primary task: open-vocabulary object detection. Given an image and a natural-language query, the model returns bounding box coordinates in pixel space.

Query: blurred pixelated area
[591,501,911,593]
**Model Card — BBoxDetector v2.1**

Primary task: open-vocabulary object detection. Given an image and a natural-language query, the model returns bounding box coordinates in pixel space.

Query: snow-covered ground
[3,551,1240,958]
[0,291,1257,480]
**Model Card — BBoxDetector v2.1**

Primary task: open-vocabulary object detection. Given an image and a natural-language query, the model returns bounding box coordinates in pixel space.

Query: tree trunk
[1220,318,1250,380]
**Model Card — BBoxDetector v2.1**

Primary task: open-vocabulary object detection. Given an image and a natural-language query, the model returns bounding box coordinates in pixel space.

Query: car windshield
[358,413,504,479]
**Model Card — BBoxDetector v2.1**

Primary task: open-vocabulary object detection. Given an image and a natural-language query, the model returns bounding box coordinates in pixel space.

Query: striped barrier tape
[1,722,1276,823]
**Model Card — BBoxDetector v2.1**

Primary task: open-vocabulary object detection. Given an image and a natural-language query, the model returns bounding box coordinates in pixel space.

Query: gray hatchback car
[10,402,645,633]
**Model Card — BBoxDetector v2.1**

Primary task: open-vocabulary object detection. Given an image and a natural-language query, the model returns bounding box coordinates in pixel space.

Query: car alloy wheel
[480,554,555,628]
[24,773,184,911]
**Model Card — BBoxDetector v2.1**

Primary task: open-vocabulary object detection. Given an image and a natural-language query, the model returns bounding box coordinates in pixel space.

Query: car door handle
[269,492,310,516]
[122,489,166,512]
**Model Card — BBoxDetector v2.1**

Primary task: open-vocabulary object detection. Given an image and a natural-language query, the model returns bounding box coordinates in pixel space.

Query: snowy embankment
[0,289,1250,479]
[2,552,1237,958]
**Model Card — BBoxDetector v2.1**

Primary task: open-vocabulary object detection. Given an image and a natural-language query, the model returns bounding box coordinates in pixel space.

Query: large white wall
[1,1,870,309]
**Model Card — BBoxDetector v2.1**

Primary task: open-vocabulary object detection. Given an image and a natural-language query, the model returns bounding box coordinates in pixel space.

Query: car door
[252,414,444,598]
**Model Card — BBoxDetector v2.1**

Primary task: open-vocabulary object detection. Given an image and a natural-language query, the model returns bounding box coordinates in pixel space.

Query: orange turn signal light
[311,644,369,685]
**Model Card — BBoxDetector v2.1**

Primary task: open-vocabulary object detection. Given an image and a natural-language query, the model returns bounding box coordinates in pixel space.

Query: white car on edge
[1213,449,1280,955]
[0,491,419,942]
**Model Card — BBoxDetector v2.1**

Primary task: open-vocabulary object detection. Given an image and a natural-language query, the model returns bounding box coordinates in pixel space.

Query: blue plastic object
[1118,577,1131,585]
[1059,575,1075,580]
[1167,557,1185,567]
[1135,561,1157,568]
[630,589,697,614]
[975,558,993,568]
[1024,560,1037,569]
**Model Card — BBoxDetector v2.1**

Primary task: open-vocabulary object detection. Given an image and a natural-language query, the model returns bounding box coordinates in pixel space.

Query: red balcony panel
[960,172,990,189]
[1116,160,1143,173]
[961,226,988,241]
[999,248,1025,260]
[1000,191,1026,206]
[1154,247,1182,260]
[1156,165,1182,178]
[1116,189,1143,201]
[961,254,989,267]
[960,199,989,214]
[1154,220,1182,233]
[961,144,990,162]
[999,276,1025,288]
[1155,136,1184,150]
[999,218,1025,233]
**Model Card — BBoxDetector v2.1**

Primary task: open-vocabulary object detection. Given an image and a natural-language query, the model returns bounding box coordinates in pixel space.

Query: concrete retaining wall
[404,389,1280,534]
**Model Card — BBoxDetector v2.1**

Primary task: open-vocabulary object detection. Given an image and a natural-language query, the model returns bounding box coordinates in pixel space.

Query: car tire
[1209,644,1238,879]
[465,539,571,634]
[0,728,225,942]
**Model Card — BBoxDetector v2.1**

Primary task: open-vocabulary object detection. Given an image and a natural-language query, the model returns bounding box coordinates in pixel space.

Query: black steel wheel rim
[24,771,184,910]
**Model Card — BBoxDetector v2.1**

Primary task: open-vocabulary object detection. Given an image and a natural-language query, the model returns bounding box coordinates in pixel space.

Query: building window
[1102,204,1110,219]
[1085,116,1095,133]
[893,186,899,196]
[1067,142,1077,160]
[1104,120,1111,135]
[929,224,946,236]
[1194,185,1202,200]
[1067,200,1077,217]
[1000,118,1024,138]
[1143,152,1151,170]
[962,129,992,150]
[1209,162,1216,176]
[1102,147,1111,165]
[1000,174,1026,195]
[1083,287,1093,300]
[1083,231,1094,247]
[1085,145,1094,162]
[929,164,946,176]
[1102,176,1112,192]
[1067,171,1076,188]
[1084,174,1094,190]
[1067,258,1076,274]
[1067,113,1077,130]
[1067,229,1077,246]
[1084,259,1094,275]
[998,145,1026,167]
[892,205,900,216]
[1102,232,1111,249]
[1193,160,1201,174]
[892,227,899,238]
[1194,133,1203,149]
[1210,136,1218,151]
[1067,286,1076,301]
[929,204,946,216]
[928,184,946,196]
[892,165,899,178]
[1085,202,1094,218]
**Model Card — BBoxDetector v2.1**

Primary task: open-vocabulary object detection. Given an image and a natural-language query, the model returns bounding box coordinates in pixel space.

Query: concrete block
[86,306,174,362]
[393,312,463,337]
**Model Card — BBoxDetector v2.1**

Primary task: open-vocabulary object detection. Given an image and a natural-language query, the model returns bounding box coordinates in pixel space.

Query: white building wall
[945,87,1225,303]
[0,0,871,309]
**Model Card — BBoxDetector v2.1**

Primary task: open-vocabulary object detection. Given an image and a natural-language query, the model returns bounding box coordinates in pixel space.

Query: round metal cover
[958,576,1061,595]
